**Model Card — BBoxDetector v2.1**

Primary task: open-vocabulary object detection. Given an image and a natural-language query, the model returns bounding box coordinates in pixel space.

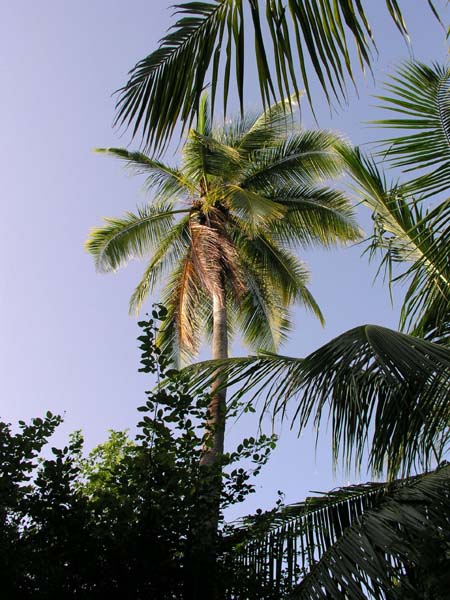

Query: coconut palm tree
[186,148,450,479]
[184,58,450,476]
[114,1,444,151]
[182,69,450,594]
[86,96,360,468]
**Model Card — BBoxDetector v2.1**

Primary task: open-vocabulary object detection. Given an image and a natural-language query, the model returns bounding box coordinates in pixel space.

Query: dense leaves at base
[0,310,275,599]
[1,311,450,598]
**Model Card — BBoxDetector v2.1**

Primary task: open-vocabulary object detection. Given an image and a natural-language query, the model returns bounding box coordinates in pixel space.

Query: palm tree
[186,147,450,479]
[114,1,444,151]
[183,63,450,597]
[184,56,450,474]
[86,96,360,468]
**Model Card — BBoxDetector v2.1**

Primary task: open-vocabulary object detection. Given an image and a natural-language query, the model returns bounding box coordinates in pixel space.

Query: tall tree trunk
[188,289,228,600]
[200,288,228,466]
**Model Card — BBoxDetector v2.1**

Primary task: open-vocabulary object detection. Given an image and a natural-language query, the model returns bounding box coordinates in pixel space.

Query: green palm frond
[95,147,195,198]
[241,131,345,191]
[244,232,323,315]
[182,130,242,182]
[114,1,440,150]
[224,465,450,599]
[233,268,291,351]
[379,197,450,340]
[268,185,362,248]
[85,204,190,272]
[374,61,450,198]
[231,94,301,154]
[225,186,288,233]
[129,216,191,315]
[185,325,450,477]
[342,147,450,341]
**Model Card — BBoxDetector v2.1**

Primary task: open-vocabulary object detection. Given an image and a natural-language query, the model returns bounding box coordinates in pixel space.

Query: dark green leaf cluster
[224,466,450,599]
[0,315,276,599]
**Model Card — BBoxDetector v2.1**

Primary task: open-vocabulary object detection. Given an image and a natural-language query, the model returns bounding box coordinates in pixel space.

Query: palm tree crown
[86,96,361,363]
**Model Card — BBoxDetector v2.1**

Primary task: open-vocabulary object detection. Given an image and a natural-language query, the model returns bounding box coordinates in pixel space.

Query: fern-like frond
[224,465,450,600]
[241,131,345,191]
[129,216,191,315]
[85,205,190,272]
[95,147,195,199]
[268,185,362,248]
[185,325,450,477]
[374,61,450,198]
[114,1,437,149]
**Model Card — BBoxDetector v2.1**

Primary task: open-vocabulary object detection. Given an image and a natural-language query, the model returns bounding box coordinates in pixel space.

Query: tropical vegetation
[4,1,450,599]
[114,0,444,151]
[184,59,450,598]
[0,313,277,599]
[86,95,360,471]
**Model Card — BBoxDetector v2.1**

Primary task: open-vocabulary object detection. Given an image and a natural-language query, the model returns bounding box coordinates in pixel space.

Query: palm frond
[267,185,362,248]
[232,94,301,154]
[95,147,195,198]
[85,204,190,272]
[157,251,204,362]
[374,61,450,198]
[241,131,345,191]
[185,325,450,477]
[114,1,436,150]
[182,130,242,182]
[226,186,288,234]
[129,216,191,315]
[232,267,291,352]
[224,465,450,599]
[342,147,450,341]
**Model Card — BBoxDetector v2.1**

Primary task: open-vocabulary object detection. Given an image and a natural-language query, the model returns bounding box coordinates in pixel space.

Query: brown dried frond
[190,208,246,302]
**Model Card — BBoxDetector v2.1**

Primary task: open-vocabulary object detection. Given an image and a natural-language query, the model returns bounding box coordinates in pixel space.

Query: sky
[1,1,448,518]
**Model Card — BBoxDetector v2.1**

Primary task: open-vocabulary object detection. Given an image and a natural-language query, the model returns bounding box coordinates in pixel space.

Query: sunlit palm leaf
[374,61,450,198]
[95,147,195,198]
[182,130,242,181]
[129,216,191,315]
[342,147,450,341]
[114,1,439,150]
[186,325,450,476]
[85,204,190,272]
[267,185,362,248]
[241,131,345,190]
[233,95,301,154]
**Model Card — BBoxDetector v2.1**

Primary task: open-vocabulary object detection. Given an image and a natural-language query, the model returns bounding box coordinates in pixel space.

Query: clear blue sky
[1,1,448,517]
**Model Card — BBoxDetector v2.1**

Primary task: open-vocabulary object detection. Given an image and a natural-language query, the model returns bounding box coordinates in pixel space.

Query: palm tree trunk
[200,288,228,466]
[187,289,227,600]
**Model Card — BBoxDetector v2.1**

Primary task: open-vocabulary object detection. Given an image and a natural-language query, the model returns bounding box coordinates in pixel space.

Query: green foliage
[374,60,450,199]
[87,97,361,362]
[225,465,450,599]
[114,0,443,151]
[185,324,450,478]
[0,311,276,598]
